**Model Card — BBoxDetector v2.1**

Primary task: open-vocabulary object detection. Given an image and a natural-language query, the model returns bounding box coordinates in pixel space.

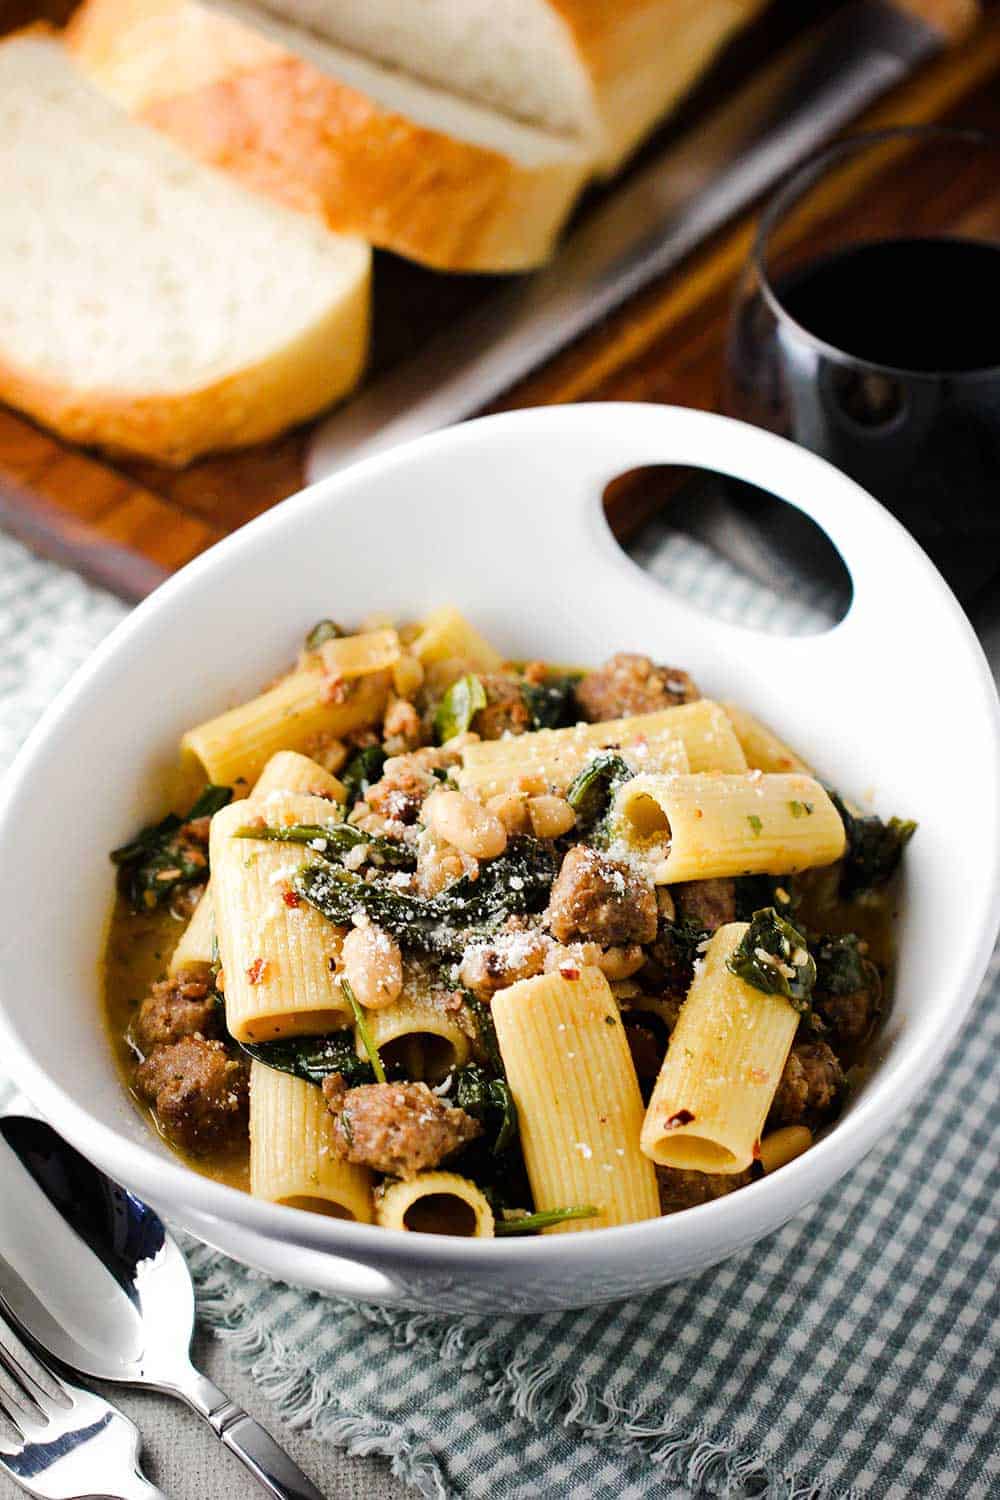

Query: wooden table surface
[2,1,999,599]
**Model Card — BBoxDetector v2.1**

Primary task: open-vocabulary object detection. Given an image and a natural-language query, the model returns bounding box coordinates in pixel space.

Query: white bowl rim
[1,402,998,1272]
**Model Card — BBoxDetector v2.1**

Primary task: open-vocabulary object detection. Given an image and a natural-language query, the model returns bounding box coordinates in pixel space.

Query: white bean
[342,923,403,1009]
[528,794,576,839]
[758,1125,812,1174]
[424,789,507,860]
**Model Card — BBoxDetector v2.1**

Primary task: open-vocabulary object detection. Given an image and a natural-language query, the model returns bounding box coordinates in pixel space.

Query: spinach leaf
[521,674,580,731]
[814,933,875,996]
[647,917,708,993]
[727,907,816,1011]
[462,992,504,1074]
[341,976,386,1083]
[565,751,634,834]
[234,821,415,869]
[433,674,486,743]
[340,745,387,807]
[239,1031,374,1088]
[495,1205,599,1235]
[294,837,557,958]
[304,619,345,651]
[829,792,916,898]
[431,836,558,929]
[111,784,231,912]
[453,1065,518,1155]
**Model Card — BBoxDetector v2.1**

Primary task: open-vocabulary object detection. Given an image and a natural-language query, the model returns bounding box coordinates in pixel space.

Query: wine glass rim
[752,123,1000,380]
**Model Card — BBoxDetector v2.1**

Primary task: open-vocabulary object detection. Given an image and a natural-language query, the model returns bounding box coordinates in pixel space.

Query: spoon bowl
[0,1115,326,1500]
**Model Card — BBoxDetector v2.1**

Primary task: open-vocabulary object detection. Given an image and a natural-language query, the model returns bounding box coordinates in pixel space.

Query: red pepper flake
[752,1140,762,1161]
[663,1108,695,1130]
[320,675,349,705]
[282,889,301,908]
[246,958,268,985]
[558,964,581,981]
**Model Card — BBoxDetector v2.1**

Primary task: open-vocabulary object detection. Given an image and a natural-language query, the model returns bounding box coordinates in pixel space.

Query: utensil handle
[176,1368,325,1500]
[885,0,979,41]
[114,1476,171,1500]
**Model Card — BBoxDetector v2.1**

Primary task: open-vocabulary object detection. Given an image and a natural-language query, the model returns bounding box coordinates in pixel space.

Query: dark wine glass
[725,126,1000,612]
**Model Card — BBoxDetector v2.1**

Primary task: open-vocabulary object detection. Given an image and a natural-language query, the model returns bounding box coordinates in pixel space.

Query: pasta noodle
[613,771,845,882]
[250,1063,372,1221]
[316,629,401,680]
[640,923,799,1173]
[723,704,811,774]
[211,790,353,1041]
[409,606,503,673]
[168,886,215,974]
[168,751,344,977]
[358,981,473,1084]
[105,604,909,1238]
[375,1172,494,1236]
[492,968,659,1232]
[181,656,388,787]
[457,699,745,801]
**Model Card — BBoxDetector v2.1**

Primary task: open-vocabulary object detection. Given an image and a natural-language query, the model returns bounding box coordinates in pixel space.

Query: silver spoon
[0,1115,326,1500]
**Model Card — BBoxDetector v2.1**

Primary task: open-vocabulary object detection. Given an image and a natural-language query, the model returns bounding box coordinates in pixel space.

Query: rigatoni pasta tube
[316,628,400,680]
[641,923,799,1173]
[492,968,659,1233]
[359,985,473,1084]
[169,751,344,977]
[181,661,388,788]
[457,699,744,800]
[250,1064,372,1222]
[375,1173,494,1237]
[724,704,811,774]
[409,606,503,673]
[613,771,845,883]
[168,888,215,974]
[459,721,688,800]
[211,791,352,1042]
[252,749,346,803]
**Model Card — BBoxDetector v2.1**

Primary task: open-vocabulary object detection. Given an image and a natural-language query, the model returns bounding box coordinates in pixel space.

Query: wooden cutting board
[2,1,999,599]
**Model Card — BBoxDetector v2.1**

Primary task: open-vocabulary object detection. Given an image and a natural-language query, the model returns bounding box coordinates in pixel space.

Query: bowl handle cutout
[604,463,853,637]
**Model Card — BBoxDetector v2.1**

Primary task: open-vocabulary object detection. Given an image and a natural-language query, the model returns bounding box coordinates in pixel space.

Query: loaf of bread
[0,28,371,466]
[207,0,766,171]
[69,0,593,274]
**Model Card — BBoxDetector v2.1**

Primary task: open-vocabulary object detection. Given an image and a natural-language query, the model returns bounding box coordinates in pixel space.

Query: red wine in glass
[726,128,1000,610]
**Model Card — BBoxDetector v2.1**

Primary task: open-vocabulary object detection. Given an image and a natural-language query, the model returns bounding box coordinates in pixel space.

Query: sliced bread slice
[0,29,371,466]
[68,0,592,273]
[201,0,766,172]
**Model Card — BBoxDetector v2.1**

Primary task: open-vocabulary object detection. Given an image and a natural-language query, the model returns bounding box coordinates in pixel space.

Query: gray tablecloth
[1,526,996,1500]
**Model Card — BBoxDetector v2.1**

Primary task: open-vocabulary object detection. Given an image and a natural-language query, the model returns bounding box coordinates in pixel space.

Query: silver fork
[0,1305,166,1500]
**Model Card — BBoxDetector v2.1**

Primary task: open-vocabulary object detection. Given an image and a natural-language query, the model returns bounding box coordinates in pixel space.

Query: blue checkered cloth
[1,526,997,1499]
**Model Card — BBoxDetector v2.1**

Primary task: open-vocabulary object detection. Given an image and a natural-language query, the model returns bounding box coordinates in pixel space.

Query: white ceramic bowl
[1,404,997,1313]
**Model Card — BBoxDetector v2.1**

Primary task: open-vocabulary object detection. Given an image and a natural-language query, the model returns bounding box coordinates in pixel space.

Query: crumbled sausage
[459,920,549,1000]
[471,675,532,740]
[135,1037,248,1154]
[132,965,220,1055]
[815,978,880,1046]
[812,941,881,1045]
[170,882,207,921]
[769,1041,844,1127]
[574,653,699,723]
[623,1018,664,1082]
[322,1077,480,1179]
[657,1165,755,1214]
[672,878,736,933]
[364,746,461,824]
[548,845,657,946]
[382,696,425,754]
